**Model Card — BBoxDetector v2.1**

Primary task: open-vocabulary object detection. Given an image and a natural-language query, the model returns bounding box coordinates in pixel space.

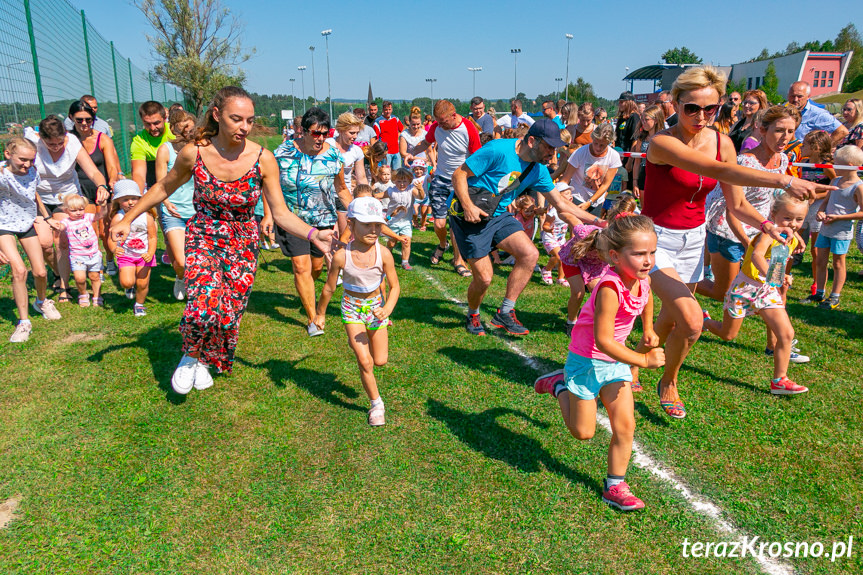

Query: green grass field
[1,230,862,574]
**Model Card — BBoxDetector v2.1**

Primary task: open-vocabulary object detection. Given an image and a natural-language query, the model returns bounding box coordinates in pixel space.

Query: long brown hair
[363,140,388,181]
[196,86,253,145]
[568,194,641,261]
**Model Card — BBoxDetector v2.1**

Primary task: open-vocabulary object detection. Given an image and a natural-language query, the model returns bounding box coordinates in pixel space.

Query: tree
[835,23,863,91]
[661,47,702,65]
[565,77,596,103]
[761,62,782,104]
[135,0,255,115]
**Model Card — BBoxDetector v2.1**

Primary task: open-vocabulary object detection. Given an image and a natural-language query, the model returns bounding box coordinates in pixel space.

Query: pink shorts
[117,254,156,268]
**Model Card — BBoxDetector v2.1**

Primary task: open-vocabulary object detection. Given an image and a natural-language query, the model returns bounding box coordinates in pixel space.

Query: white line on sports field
[419,268,795,575]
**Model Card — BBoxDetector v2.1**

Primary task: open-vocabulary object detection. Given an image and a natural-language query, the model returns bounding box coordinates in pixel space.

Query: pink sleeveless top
[568,269,650,362]
[342,241,384,293]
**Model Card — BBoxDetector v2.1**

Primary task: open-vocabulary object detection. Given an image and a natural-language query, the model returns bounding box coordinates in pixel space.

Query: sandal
[454,263,472,278]
[630,381,643,392]
[430,244,446,265]
[56,289,72,304]
[78,294,90,308]
[93,296,104,307]
[657,383,686,419]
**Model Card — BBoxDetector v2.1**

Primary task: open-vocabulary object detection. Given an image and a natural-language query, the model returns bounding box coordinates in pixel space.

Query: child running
[703,193,810,395]
[107,180,156,317]
[315,197,400,427]
[0,136,62,342]
[809,145,863,309]
[411,159,431,230]
[534,214,664,511]
[385,167,425,270]
[57,193,107,307]
[540,183,579,286]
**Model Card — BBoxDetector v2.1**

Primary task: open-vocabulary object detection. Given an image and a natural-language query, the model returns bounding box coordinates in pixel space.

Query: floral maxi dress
[179,147,263,373]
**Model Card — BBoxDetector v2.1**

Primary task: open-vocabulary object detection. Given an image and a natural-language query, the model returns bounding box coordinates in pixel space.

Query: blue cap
[527,118,566,148]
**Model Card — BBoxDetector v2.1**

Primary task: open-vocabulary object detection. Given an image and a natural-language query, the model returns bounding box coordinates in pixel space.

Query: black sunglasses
[682,103,720,117]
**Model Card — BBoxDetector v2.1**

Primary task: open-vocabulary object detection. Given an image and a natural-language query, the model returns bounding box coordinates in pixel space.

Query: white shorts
[651,223,706,284]
[70,251,103,273]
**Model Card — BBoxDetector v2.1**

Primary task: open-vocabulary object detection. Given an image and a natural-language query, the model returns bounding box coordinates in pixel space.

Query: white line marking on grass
[419,268,795,575]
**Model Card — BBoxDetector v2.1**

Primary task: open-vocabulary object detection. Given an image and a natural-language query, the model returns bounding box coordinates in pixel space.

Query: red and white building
[729,51,853,97]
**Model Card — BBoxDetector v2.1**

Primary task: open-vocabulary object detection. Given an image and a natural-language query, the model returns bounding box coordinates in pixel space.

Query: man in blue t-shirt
[449,118,601,336]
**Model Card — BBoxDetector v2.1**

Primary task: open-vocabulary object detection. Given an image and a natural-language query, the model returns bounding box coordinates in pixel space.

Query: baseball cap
[527,118,566,148]
[347,196,386,224]
[111,179,142,200]
[618,91,635,102]
[552,181,573,194]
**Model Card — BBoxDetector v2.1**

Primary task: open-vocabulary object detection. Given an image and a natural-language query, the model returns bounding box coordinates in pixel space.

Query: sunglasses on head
[682,103,720,117]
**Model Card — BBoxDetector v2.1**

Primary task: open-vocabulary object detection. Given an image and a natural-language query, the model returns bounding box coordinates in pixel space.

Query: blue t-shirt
[457,138,555,217]
[552,116,565,129]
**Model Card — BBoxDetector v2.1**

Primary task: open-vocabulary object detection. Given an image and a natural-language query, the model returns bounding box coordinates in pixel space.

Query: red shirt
[374,116,404,154]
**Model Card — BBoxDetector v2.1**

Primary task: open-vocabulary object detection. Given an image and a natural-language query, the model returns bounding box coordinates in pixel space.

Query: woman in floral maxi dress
[111,87,335,394]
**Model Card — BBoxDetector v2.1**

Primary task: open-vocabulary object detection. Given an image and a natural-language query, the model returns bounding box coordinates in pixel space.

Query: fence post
[81,10,94,95]
[23,0,45,117]
[111,42,130,174]
[148,71,154,101]
[127,58,139,132]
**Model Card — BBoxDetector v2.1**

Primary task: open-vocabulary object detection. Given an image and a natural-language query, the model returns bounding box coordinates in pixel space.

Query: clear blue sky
[74,0,858,102]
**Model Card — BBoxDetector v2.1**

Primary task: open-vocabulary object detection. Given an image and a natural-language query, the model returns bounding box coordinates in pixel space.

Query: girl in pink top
[58,193,107,307]
[534,214,665,512]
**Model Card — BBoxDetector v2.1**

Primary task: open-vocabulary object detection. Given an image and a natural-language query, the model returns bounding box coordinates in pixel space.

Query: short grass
[0,231,861,574]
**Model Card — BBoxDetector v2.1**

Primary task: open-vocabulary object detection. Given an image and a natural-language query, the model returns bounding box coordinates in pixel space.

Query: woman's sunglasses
[681,103,720,117]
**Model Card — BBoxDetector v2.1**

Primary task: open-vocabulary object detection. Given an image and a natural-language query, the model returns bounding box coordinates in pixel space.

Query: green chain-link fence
[0,0,189,173]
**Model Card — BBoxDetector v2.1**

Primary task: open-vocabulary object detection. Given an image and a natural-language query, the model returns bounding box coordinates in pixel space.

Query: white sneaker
[33,298,62,320]
[336,270,343,286]
[9,322,31,343]
[134,303,147,317]
[105,261,118,276]
[171,355,198,394]
[368,405,386,427]
[193,360,213,390]
[125,288,136,299]
[307,322,324,337]
[173,277,185,301]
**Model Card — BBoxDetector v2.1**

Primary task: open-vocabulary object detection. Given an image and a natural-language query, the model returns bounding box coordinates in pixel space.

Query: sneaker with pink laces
[602,481,645,511]
[770,377,808,395]
[534,369,564,395]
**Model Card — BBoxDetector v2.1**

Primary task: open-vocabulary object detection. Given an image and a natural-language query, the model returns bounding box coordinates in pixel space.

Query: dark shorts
[428,175,453,220]
[706,231,745,263]
[449,212,525,261]
[0,226,37,239]
[275,224,334,259]
[45,204,65,216]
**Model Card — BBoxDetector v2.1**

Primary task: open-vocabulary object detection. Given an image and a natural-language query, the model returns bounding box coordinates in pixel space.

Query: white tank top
[118,208,150,257]
[342,241,383,293]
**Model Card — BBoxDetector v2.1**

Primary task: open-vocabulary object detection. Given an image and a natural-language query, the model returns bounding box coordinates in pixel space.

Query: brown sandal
[430,244,446,265]
[454,264,472,278]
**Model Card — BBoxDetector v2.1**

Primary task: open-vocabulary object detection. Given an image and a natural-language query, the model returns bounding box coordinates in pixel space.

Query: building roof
[623,64,699,81]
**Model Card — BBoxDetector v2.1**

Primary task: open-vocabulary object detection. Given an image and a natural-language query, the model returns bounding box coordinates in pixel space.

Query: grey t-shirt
[473,113,494,135]
[819,180,862,241]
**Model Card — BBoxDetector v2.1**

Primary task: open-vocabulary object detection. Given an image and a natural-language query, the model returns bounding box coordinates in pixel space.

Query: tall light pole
[309,46,317,106]
[321,29,333,121]
[467,66,482,98]
[564,33,573,101]
[289,78,295,117]
[555,77,563,100]
[510,49,521,98]
[624,67,630,92]
[297,66,307,113]
[425,78,437,108]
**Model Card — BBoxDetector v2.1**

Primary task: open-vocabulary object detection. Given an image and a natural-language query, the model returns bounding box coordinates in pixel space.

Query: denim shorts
[706,231,745,263]
[388,218,412,237]
[159,206,191,233]
[449,212,525,261]
[564,351,632,400]
[814,234,851,255]
[70,251,103,273]
[428,175,453,220]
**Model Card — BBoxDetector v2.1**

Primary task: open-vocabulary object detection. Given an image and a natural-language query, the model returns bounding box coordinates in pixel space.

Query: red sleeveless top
[641,130,721,230]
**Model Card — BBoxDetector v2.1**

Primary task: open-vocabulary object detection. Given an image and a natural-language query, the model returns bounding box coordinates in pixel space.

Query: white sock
[566,319,576,325]
[19,318,31,326]
[605,475,625,490]
[370,397,384,409]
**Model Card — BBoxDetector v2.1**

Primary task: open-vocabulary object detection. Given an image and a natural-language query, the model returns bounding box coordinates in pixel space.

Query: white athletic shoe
[133,303,147,317]
[9,322,32,343]
[171,355,198,394]
[33,299,62,320]
[193,360,213,390]
[307,322,324,337]
[173,277,185,301]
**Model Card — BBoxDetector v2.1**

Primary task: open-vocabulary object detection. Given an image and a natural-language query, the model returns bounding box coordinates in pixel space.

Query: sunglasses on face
[74,117,93,124]
[309,129,328,138]
[681,103,720,117]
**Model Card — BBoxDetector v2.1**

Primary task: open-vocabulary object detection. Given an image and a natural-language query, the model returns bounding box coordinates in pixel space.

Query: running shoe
[134,303,147,317]
[33,299,61,320]
[704,267,715,282]
[540,270,553,285]
[368,405,386,427]
[534,369,564,395]
[809,282,817,296]
[171,354,198,395]
[173,277,185,301]
[307,322,324,337]
[770,376,808,395]
[125,288,136,299]
[565,322,575,337]
[401,262,413,271]
[336,270,343,287]
[602,481,645,511]
[161,252,172,266]
[9,322,31,343]
[799,293,823,304]
[466,313,486,336]
[105,260,118,276]
[490,309,529,336]
[763,347,810,364]
[193,360,213,390]
[557,278,570,287]
[818,295,840,310]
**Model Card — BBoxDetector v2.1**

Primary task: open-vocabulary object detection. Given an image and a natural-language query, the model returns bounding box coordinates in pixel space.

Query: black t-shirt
[666,113,678,127]
[615,113,640,161]
[728,118,752,153]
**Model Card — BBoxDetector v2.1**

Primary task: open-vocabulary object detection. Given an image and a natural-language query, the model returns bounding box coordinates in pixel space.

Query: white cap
[112,179,142,200]
[553,181,573,194]
[347,196,386,224]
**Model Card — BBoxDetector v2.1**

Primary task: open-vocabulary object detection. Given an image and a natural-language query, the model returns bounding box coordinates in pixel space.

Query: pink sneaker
[557,278,570,287]
[534,369,564,395]
[602,481,645,511]
[770,377,808,395]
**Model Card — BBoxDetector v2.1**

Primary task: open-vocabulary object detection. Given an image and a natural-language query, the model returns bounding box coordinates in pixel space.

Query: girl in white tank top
[313,197,401,427]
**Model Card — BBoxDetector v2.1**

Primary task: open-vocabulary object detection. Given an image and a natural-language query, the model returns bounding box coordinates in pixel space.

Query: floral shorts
[341,294,389,330]
[724,274,784,319]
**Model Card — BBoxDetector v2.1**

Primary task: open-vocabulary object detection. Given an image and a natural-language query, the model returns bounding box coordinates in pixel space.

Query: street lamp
[1,60,27,125]
[321,29,333,122]
[624,67,630,92]
[555,77,563,100]
[467,67,482,98]
[289,78,295,117]
[564,34,573,102]
[425,78,437,107]
[510,49,521,98]
[297,66,307,113]
[309,45,317,105]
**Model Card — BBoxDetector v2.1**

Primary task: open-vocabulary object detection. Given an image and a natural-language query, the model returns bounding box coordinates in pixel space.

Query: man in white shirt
[495,99,535,133]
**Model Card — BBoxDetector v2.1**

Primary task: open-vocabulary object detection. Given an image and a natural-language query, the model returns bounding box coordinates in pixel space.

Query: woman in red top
[638,66,831,419]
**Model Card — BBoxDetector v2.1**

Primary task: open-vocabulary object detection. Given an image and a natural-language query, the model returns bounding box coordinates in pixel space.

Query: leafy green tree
[661,47,703,65]
[835,23,863,91]
[135,0,255,115]
[762,62,782,104]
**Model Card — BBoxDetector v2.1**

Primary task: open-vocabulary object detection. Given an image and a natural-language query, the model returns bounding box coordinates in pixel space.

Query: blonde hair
[353,183,373,198]
[595,214,656,263]
[409,106,423,122]
[671,65,727,102]
[637,105,666,140]
[843,98,863,127]
[335,111,363,132]
[513,194,536,212]
[4,136,36,155]
[835,144,863,168]
[592,122,614,142]
[62,193,88,211]
[770,192,808,217]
